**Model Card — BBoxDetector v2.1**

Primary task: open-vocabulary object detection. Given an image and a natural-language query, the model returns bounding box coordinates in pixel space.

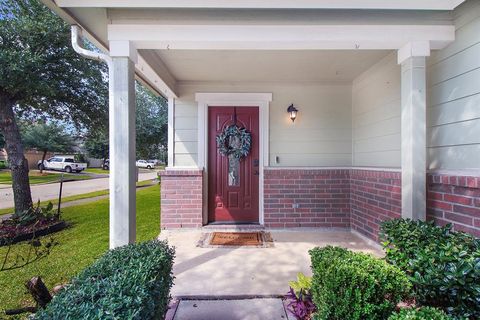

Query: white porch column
[167,97,175,167]
[109,41,137,249]
[398,42,429,221]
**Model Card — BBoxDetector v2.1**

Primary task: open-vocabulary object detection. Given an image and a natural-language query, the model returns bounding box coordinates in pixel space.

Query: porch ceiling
[146,49,390,83]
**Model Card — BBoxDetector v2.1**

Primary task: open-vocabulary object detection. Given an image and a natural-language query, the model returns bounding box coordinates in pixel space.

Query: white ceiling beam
[108,24,455,51]
[136,54,178,98]
[57,0,465,10]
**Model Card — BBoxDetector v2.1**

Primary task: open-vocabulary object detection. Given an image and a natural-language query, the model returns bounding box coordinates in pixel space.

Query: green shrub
[388,307,451,320]
[35,240,175,320]
[0,160,7,169]
[380,219,480,319]
[309,246,411,320]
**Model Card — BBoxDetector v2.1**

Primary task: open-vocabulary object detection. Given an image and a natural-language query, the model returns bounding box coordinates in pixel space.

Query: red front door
[208,107,259,223]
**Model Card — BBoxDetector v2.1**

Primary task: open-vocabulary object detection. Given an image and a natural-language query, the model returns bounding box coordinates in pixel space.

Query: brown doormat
[210,232,261,246]
[197,231,274,248]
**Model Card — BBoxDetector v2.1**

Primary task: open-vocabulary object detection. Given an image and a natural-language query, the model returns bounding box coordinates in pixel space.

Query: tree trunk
[26,277,52,308]
[40,150,47,174]
[0,93,33,213]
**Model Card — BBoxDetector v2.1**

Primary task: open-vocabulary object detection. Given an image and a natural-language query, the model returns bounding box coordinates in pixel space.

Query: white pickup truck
[38,156,88,173]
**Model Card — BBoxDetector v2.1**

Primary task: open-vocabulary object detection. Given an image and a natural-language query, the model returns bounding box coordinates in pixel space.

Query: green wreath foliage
[216,125,252,159]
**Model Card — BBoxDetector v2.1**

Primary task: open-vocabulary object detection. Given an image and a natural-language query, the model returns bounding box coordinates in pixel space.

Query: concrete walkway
[0,171,158,209]
[171,298,291,320]
[160,229,382,298]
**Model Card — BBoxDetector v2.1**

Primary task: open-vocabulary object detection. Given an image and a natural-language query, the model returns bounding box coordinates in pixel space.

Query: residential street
[0,170,159,209]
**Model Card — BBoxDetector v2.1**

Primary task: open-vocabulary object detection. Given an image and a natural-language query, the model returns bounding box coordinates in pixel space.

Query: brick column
[159,169,203,229]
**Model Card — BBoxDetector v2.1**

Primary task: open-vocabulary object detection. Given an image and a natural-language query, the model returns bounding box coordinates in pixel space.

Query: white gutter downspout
[71,25,117,249]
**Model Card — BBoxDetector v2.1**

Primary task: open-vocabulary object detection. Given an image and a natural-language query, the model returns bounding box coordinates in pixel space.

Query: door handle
[253,159,259,167]
[254,170,259,176]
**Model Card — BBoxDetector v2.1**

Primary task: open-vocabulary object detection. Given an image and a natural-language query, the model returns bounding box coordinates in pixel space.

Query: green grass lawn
[0,189,111,216]
[83,168,109,175]
[0,170,92,185]
[0,181,159,216]
[0,184,160,315]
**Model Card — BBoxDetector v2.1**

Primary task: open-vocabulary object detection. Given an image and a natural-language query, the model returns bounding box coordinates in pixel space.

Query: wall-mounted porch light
[287,104,298,123]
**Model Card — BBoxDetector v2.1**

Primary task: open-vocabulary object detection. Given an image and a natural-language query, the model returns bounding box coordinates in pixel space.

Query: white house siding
[352,52,401,168]
[174,82,352,167]
[427,0,480,170]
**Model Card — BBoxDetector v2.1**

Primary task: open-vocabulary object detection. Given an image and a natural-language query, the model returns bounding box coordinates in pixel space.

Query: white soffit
[56,0,466,10]
[150,49,390,83]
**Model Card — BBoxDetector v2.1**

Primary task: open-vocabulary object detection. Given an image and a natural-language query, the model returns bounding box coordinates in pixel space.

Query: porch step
[166,297,293,320]
[200,224,265,232]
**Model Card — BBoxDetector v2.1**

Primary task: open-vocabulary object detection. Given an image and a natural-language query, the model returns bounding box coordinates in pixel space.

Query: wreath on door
[216,124,252,160]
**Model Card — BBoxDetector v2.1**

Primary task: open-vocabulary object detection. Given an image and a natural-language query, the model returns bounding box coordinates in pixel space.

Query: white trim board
[195,92,272,225]
[58,0,465,10]
[107,24,455,51]
[167,98,175,167]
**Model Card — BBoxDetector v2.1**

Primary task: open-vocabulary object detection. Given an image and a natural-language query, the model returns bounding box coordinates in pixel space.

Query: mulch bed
[0,219,67,246]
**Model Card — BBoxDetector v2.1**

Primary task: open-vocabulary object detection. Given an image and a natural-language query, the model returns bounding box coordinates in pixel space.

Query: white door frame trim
[195,92,272,225]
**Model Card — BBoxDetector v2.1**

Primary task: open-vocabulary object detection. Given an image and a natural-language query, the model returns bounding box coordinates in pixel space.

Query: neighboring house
[1,149,55,169]
[44,0,480,248]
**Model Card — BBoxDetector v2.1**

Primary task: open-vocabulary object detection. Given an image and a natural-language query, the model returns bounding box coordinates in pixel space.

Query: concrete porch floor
[159,229,383,297]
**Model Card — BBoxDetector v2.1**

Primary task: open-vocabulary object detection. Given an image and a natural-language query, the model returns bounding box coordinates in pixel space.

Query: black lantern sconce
[287,104,299,123]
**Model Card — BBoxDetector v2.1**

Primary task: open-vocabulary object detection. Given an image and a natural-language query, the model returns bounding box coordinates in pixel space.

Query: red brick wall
[159,169,203,229]
[158,167,480,239]
[350,169,402,241]
[263,169,350,228]
[427,172,480,238]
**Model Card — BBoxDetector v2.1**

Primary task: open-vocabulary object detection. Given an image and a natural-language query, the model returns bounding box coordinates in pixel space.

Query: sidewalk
[169,298,292,320]
[0,171,158,209]
[0,182,157,220]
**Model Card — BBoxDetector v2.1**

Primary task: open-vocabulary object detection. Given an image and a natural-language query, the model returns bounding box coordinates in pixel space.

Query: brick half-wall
[350,169,402,241]
[159,169,203,229]
[264,169,350,228]
[427,172,480,238]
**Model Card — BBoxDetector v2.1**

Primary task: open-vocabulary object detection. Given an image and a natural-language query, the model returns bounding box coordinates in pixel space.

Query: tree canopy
[22,121,75,172]
[84,128,109,161]
[22,121,74,155]
[0,0,108,212]
[85,82,168,163]
[135,83,168,161]
[0,0,108,130]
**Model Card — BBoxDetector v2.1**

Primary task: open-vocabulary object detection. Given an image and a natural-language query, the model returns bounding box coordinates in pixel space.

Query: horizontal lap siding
[174,83,353,168]
[352,52,401,168]
[264,169,350,228]
[350,170,402,241]
[427,1,480,170]
[174,100,198,167]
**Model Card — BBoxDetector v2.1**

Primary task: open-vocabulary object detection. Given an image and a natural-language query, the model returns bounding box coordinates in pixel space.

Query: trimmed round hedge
[388,307,451,320]
[309,246,411,320]
[35,240,175,320]
[380,219,480,319]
